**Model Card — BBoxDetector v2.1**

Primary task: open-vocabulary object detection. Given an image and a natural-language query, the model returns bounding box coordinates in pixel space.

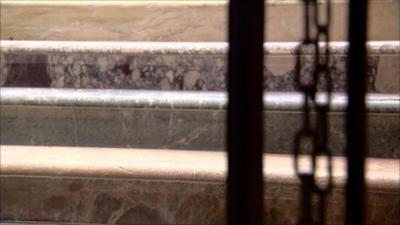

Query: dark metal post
[346,0,368,224]
[227,0,265,224]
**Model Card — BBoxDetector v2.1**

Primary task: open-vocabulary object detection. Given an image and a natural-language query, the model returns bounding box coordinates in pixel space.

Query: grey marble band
[1,88,399,113]
[1,41,399,93]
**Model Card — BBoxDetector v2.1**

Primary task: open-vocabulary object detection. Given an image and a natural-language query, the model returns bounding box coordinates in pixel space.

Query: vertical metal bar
[227,0,265,224]
[346,0,368,224]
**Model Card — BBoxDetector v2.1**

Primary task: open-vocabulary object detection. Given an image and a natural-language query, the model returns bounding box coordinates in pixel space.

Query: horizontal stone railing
[1,145,399,225]
[1,88,399,158]
[1,0,399,42]
[1,41,399,93]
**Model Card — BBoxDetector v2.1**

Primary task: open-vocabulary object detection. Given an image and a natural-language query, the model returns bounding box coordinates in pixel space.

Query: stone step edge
[1,88,399,113]
[1,41,399,55]
[1,145,399,191]
[0,0,353,7]
[1,0,396,8]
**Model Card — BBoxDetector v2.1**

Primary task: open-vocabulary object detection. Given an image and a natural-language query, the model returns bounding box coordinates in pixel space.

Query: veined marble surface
[1,41,399,93]
[1,89,399,157]
[1,1,399,41]
[1,146,399,225]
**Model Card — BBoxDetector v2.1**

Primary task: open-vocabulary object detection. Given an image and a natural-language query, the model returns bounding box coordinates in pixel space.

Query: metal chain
[294,0,333,225]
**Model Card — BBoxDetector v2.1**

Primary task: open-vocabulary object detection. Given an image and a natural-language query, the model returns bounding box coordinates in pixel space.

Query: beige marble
[1,145,399,224]
[2,145,399,188]
[376,54,400,93]
[1,1,399,41]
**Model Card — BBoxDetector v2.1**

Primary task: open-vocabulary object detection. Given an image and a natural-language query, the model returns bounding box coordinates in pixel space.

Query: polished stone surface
[1,1,399,42]
[2,88,399,112]
[1,41,399,93]
[1,104,399,158]
[1,89,399,157]
[1,146,399,225]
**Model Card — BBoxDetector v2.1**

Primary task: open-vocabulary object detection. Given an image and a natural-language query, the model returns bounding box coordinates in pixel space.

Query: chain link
[294,0,333,225]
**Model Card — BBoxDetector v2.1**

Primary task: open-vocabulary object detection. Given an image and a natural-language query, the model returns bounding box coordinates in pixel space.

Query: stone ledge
[1,145,399,225]
[1,41,399,55]
[1,145,399,189]
[1,88,399,112]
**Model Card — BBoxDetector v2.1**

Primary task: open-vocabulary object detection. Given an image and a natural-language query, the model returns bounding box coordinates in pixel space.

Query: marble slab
[1,1,399,42]
[1,89,399,158]
[1,146,399,225]
[1,41,399,93]
[2,105,399,158]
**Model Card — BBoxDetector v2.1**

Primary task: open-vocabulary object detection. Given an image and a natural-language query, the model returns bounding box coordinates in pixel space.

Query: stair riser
[1,146,399,225]
[1,41,399,93]
[0,88,400,158]
[1,105,398,158]
[1,176,398,225]
[1,89,398,158]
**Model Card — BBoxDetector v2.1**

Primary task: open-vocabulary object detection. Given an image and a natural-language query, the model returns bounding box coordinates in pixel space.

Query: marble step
[1,41,399,93]
[1,0,399,42]
[1,145,399,225]
[1,88,399,158]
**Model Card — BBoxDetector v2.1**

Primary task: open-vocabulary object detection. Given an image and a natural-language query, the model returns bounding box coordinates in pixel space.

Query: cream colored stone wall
[1,0,399,41]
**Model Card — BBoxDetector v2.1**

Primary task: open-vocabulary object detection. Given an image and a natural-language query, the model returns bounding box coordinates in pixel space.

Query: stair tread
[1,145,398,190]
